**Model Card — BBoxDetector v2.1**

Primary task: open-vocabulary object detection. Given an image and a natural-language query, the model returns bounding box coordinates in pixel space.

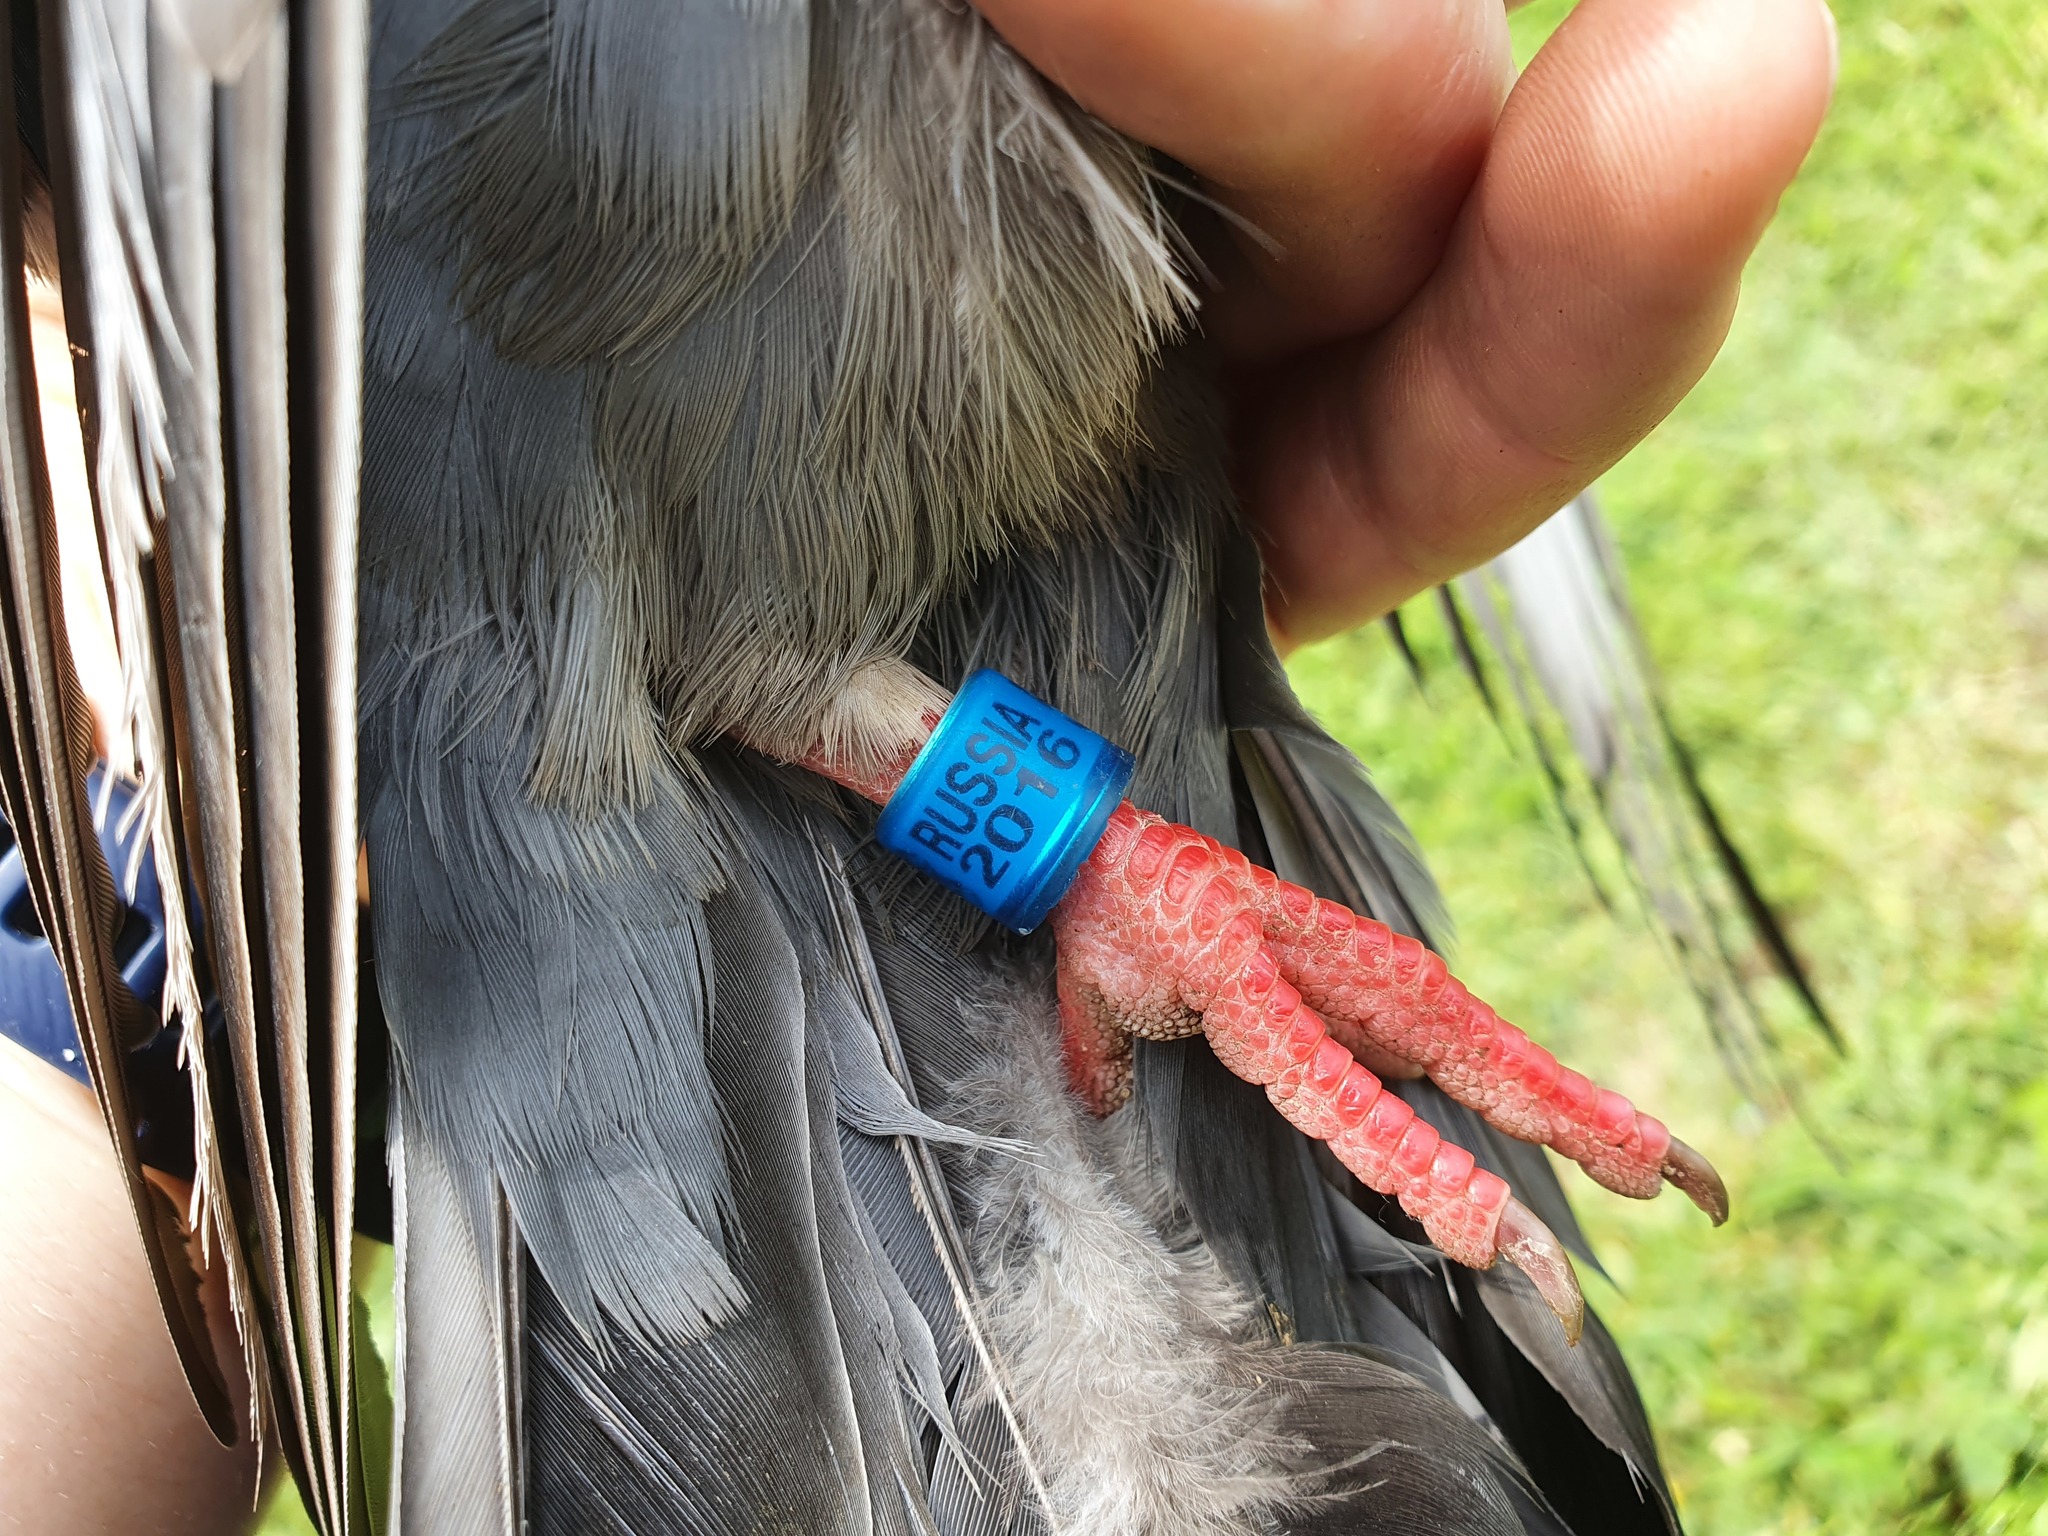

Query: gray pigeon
[0,1,1821,1532]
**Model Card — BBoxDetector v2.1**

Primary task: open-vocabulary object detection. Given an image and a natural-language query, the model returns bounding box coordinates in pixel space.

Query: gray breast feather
[364,0,1194,794]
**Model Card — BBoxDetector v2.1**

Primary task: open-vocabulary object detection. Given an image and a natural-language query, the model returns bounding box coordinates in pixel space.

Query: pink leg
[1257,885,1714,1205]
[1073,807,1726,1220]
[1052,838,1528,1266]
[1199,950,1585,1336]
[1057,807,1604,1335]
[1203,944,1510,1267]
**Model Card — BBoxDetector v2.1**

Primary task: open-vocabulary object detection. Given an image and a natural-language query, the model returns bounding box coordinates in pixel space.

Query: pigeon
[0,1,1823,1531]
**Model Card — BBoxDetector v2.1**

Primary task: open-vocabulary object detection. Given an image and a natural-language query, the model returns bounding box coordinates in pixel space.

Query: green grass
[1291,2,2048,1530]
[262,3,2048,1530]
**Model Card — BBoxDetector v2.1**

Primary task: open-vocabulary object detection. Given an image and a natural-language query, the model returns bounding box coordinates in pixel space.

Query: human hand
[973,0,1836,649]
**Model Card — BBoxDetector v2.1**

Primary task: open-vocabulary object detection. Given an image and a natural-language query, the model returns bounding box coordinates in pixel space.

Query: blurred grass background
[262,0,2048,1530]
[1290,0,2048,1530]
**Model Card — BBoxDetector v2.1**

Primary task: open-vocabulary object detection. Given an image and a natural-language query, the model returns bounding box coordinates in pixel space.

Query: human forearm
[0,1040,258,1534]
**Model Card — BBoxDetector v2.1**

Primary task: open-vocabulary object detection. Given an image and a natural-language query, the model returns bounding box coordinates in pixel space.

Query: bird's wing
[2,0,373,1526]
[0,0,240,1446]
[1445,494,1837,1092]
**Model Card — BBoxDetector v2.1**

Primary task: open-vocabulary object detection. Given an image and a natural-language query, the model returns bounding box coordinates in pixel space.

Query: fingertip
[1500,0,1835,293]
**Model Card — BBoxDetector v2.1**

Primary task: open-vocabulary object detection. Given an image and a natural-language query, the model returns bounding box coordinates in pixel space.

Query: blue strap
[0,770,206,1176]
[875,670,1134,934]
[0,769,164,1082]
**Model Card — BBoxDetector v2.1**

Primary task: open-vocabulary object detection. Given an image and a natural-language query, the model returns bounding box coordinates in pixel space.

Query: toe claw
[1494,1197,1585,1346]
[1662,1136,1729,1225]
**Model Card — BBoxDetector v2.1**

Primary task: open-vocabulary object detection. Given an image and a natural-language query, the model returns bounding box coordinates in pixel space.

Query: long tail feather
[1452,494,1835,1078]
[388,1092,521,1536]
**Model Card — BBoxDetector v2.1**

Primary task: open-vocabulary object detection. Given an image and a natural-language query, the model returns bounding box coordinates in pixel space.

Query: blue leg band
[875,670,1135,934]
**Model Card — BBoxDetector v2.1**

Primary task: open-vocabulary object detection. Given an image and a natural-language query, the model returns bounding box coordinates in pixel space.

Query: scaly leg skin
[767,662,1728,1343]
[1052,805,1729,1342]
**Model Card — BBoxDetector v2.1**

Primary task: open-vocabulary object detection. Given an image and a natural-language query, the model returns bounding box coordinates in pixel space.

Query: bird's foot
[767,659,1724,1340]
[1051,803,1729,1342]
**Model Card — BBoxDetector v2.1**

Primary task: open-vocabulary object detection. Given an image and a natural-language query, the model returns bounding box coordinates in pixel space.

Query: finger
[1250,0,1837,647]
[970,0,1514,354]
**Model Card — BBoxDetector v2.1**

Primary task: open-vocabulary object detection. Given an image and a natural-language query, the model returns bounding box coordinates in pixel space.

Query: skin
[974,0,1839,647]
[0,1041,259,1534]
[0,1,1835,1529]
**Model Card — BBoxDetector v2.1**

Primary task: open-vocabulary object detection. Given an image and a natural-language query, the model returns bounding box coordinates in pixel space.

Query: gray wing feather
[220,19,345,1516]
[365,708,739,1347]
[513,819,873,1534]
[293,0,373,1517]
[158,0,308,1462]
[17,1,373,1521]
[0,9,240,1445]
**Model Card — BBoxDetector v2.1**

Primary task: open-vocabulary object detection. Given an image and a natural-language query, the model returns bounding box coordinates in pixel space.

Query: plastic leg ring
[875,670,1135,934]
